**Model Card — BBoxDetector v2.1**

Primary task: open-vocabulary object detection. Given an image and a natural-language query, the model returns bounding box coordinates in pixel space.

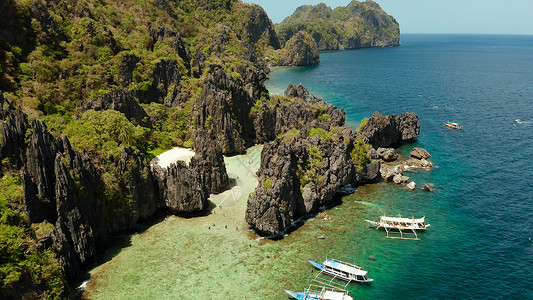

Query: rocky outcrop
[152,162,208,213]
[359,111,419,148]
[253,86,345,144]
[149,26,191,69]
[194,66,259,154]
[406,181,416,190]
[246,97,379,236]
[118,54,141,86]
[376,147,398,162]
[85,88,151,127]
[274,31,320,66]
[284,83,310,99]
[246,130,380,236]
[380,163,402,182]
[410,147,431,160]
[241,3,281,50]
[192,130,229,193]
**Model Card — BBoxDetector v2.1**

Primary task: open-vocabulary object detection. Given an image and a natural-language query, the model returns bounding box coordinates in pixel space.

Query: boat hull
[308,260,373,283]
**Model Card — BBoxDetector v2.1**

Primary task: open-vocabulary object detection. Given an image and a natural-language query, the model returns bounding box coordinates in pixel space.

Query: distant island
[276,0,400,51]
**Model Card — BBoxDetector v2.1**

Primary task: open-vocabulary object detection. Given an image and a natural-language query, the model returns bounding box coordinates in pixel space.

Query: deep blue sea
[266,34,533,299]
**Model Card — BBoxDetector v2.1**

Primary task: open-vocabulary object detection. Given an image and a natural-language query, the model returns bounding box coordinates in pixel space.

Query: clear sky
[242,0,533,35]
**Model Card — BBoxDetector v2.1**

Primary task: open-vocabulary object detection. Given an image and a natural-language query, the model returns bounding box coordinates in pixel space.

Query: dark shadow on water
[77,207,170,297]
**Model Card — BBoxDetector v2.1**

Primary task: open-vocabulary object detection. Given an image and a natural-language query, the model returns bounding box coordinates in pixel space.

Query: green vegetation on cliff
[0,0,282,296]
[276,0,400,51]
[0,172,71,299]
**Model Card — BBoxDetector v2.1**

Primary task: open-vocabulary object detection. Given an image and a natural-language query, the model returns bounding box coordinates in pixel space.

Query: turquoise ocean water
[266,34,533,299]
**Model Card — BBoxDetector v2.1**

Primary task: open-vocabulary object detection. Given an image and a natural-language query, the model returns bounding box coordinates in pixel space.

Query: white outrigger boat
[366,215,430,240]
[285,284,353,300]
[444,121,462,129]
[309,258,373,288]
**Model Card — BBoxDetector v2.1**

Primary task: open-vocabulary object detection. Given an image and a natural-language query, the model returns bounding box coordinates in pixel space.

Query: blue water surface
[266,34,533,299]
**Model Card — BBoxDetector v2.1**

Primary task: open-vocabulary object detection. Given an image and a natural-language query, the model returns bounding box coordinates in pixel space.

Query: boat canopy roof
[323,291,348,300]
[381,216,425,223]
[323,260,367,276]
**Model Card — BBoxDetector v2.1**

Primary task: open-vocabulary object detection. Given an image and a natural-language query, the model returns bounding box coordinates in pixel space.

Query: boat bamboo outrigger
[366,215,430,240]
[309,258,373,288]
[285,284,353,300]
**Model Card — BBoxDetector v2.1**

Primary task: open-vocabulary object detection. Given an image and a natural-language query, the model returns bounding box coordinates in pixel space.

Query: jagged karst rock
[275,31,320,66]
[152,162,208,213]
[149,26,191,68]
[118,54,141,86]
[194,66,259,154]
[284,83,309,99]
[247,117,376,236]
[85,88,151,127]
[192,130,229,194]
[410,147,431,160]
[116,147,161,222]
[253,90,345,144]
[377,147,398,162]
[241,3,281,50]
[0,96,30,168]
[360,111,420,148]
[137,59,181,104]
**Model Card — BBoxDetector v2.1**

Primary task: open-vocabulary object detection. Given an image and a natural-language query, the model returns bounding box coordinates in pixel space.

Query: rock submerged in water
[410,147,431,160]
[393,174,409,184]
[380,164,403,182]
[284,83,309,99]
[423,183,434,192]
[406,181,416,190]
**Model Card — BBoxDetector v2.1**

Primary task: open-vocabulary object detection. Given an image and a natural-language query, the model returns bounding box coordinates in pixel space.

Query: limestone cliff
[268,31,320,67]
[276,0,400,51]
[0,97,218,284]
[246,85,385,236]
[359,111,420,148]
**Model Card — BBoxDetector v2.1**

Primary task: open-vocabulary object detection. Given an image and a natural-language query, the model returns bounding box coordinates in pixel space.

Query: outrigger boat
[309,258,373,287]
[444,121,462,129]
[366,215,430,240]
[285,284,353,300]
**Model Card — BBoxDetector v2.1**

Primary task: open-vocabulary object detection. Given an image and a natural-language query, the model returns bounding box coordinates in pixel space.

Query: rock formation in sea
[245,86,417,236]
[359,111,420,148]
[276,0,400,51]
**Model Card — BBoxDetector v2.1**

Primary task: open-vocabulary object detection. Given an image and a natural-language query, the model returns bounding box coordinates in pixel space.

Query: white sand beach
[150,147,195,168]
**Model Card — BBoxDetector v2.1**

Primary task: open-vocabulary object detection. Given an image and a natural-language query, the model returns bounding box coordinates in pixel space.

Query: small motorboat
[444,121,462,129]
[285,284,353,300]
